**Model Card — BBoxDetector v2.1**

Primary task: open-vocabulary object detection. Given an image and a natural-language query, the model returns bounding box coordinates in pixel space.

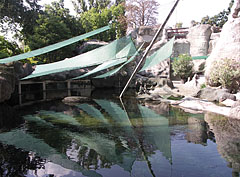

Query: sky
[39,0,231,27]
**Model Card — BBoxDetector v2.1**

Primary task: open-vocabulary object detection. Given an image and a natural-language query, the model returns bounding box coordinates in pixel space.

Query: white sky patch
[157,0,231,26]
[39,0,231,27]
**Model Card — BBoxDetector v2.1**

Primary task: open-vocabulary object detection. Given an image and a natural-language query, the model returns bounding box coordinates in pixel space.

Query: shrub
[172,54,193,82]
[208,58,240,93]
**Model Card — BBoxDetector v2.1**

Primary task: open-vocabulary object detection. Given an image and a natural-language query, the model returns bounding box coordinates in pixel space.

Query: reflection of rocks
[144,102,170,116]
[205,113,240,173]
[186,117,207,145]
[0,104,23,131]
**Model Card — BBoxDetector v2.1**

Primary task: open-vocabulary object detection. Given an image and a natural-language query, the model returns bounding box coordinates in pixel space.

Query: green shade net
[77,103,108,124]
[139,37,175,72]
[94,43,145,79]
[0,129,102,177]
[22,36,136,80]
[138,105,172,163]
[73,57,127,79]
[0,26,110,64]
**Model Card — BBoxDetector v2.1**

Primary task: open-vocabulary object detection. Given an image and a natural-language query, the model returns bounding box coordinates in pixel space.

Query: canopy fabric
[77,104,108,124]
[73,57,127,79]
[138,105,172,163]
[94,43,145,79]
[22,36,137,80]
[139,37,175,72]
[0,26,110,64]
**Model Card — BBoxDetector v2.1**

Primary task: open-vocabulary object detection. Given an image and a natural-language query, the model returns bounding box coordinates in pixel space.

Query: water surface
[0,98,239,177]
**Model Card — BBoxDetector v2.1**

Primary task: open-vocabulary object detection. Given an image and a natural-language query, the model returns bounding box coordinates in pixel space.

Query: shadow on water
[0,94,240,177]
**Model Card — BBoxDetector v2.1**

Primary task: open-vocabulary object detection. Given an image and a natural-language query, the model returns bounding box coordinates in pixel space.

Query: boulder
[172,39,190,57]
[187,24,212,56]
[134,26,162,46]
[230,101,240,119]
[208,33,221,54]
[12,62,34,79]
[205,18,240,83]
[0,65,16,103]
[197,87,236,102]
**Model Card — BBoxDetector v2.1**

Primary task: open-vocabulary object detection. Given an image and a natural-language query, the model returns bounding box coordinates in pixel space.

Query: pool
[0,97,239,177]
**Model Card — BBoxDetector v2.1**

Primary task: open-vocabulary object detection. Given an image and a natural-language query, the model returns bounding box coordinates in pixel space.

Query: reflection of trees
[205,113,240,175]
[0,143,46,177]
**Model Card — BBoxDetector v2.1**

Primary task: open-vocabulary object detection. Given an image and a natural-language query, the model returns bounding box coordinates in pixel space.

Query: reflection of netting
[0,26,110,64]
[22,36,137,80]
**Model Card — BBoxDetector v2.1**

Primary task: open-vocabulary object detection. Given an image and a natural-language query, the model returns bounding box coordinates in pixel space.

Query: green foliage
[209,58,240,93]
[80,4,126,41]
[24,1,84,63]
[0,0,42,35]
[0,36,22,59]
[172,54,193,81]
[200,83,206,89]
[200,0,234,27]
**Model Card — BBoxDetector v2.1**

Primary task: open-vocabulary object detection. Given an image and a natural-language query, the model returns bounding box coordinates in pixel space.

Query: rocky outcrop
[187,24,212,56]
[230,101,240,119]
[131,26,162,46]
[196,87,236,102]
[208,33,220,54]
[205,17,240,83]
[0,65,16,103]
[172,39,190,57]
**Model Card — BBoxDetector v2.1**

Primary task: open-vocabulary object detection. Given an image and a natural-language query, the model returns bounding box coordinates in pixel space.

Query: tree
[0,36,22,59]
[80,3,126,41]
[72,0,111,14]
[25,1,84,63]
[125,0,159,28]
[0,0,42,35]
[201,0,234,28]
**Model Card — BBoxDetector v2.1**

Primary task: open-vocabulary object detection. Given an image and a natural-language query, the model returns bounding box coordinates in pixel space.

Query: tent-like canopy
[0,26,110,64]
[22,36,137,80]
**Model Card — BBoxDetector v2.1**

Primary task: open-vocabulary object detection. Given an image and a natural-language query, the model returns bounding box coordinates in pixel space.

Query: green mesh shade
[0,26,110,64]
[138,105,172,162]
[94,43,144,79]
[73,40,137,79]
[73,57,127,79]
[77,104,108,124]
[22,36,136,80]
[139,37,175,72]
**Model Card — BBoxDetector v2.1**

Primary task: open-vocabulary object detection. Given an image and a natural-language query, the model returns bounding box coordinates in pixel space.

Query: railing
[166,27,189,39]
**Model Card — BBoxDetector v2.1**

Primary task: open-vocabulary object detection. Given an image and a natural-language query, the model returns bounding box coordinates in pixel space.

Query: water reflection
[0,99,239,176]
[205,113,240,177]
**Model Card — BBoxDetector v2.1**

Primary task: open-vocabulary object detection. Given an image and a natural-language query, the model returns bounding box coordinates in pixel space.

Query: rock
[172,39,190,58]
[197,87,236,102]
[62,96,91,103]
[230,101,240,119]
[220,99,236,107]
[192,59,205,73]
[77,40,108,54]
[12,62,34,79]
[135,26,162,45]
[205,18,240,83]
[176,97,231,117]
[0,65,16,103]
[187,24,212,56]
[208,33,220,54]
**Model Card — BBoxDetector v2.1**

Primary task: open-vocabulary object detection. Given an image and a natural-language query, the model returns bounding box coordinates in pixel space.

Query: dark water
[0,97,240,177]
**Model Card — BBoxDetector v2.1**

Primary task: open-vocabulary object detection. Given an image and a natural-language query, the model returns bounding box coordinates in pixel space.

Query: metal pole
[119,0,180,98]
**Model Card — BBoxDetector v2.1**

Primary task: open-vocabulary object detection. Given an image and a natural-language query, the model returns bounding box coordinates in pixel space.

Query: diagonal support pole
[119,0,180,98]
